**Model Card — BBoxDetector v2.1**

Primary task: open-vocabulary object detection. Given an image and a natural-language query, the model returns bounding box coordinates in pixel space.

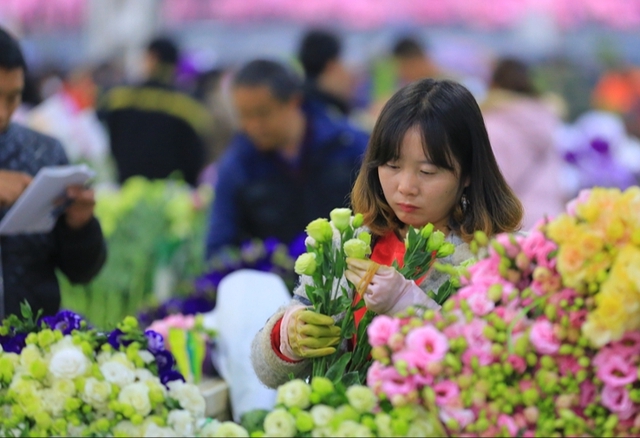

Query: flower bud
[357,231,372,246]
[343,238,371,259]
[330,208,352,231]
[352,213,364,228]
[426,230,446,252]
[436,242,455,258]
[305,218,333,243]
[420,223,434,239]
[294,253,317,276]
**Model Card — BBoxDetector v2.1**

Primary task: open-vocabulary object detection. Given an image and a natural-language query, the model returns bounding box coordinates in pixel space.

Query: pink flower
[569,310,588,329]
[392,349,424,376]
[378,366,418,400]
[404,326,449,364]
[529,320,561,355]
[597,355,637,387]
[498,414,518,436]
[366,360,387,391]
[462,344,494,367]
[580,380,597,408]
[148,314,195,341]
[433,380,461,407]
[462,319,488,346]
[367,315,401,347]
[439,407,475,429]
[556,356,582,377]
[566,189,592,216]
[520,230,558,263]
[507,354,527,374]
[466,292,495,316]
[601,385,635,420]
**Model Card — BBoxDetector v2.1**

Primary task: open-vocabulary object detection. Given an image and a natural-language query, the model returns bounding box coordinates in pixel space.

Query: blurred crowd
[6,26,640,250]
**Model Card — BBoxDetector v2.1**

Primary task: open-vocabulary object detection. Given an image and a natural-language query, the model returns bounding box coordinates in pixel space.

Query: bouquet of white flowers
[0,304,223,437]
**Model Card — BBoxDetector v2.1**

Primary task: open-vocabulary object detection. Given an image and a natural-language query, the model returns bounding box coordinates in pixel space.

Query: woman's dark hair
[233,59,302,102]
[351,78,523,241]
[491,58,538,96]
[0,27,26,72]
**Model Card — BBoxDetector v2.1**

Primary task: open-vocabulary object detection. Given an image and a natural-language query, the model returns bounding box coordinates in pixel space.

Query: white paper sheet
[0,164,95,235]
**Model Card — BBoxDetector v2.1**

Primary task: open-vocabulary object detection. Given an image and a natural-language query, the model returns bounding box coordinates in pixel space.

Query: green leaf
[341,371,362,386]
[325,352,352,384]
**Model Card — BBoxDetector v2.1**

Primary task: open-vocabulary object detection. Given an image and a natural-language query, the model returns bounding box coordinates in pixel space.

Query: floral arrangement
[0,304,225,437]
[236,377,444,437]
[293,207,457,384]
[60,177,211,329]
[365,186,640,436]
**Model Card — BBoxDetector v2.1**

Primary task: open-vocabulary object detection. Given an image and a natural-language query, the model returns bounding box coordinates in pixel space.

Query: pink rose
[466,292,495,316]
[405,326,449,364]
[529,320,560,354]
[520,230,557,263]
[507,354,527,374]
[433,380,461,407]
[602,385,635,420]
[597,355,637,387]
[367,315,401,347]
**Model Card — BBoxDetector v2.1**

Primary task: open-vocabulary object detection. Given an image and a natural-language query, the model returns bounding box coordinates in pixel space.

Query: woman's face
[378,126,463,233]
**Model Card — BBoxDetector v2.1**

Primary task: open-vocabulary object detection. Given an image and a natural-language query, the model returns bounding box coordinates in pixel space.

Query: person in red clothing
[251,78,523,389]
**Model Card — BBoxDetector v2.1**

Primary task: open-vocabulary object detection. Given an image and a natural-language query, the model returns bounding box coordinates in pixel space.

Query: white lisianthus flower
[310,405,335,427]
[345,385,376,414]
[135,368,156,382]
[335,420,374,437]
[138,350,155,364]
[167,410,194,436]
[167,380,206,417]
[263,408,296,437]
[374,413,393,436]
[19,345,42,369]
[113,421,143,437]
[48,345,89,380]
[100,360,136,387]
[276,379,312,409]
[143,422,178,437]
[110,352,136,369]
[311,426,333,438]
[51,379,76,397]
[407,418,440,436]
[118,382,152,416]
[212,422,250,437]
[82,377,112,409]
[40,389,69,417]
[343,238,371,259]
[197,419,221,437]
[330,208,352,231]
[68,425,85,437]
[96,350,112,365]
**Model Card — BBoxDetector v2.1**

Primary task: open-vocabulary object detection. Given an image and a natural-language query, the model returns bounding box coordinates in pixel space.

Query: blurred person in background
[0,27,106,318]
[391,35,444,86]
[481,57,565,230]
[205,59,368,259]
[297,28,353,118]
[591,65,640,140]
[100,36,209,187]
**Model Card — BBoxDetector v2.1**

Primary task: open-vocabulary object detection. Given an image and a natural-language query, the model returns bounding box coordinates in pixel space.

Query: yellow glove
[280,306,341,360]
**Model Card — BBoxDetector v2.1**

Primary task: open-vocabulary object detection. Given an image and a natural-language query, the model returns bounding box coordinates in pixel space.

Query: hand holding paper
[62,185,96,229]
[0,170,32,208]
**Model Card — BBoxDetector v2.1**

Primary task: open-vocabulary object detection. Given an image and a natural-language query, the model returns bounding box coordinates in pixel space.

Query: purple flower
[590,138,610,154]
[0,333,27,354]
[160,370,185,386]
[181,296,215,315]
[155,350,175,372]
[107,329,131,350]
[40,310,84,335]
[144,330,165,354]
[289,233,307,259]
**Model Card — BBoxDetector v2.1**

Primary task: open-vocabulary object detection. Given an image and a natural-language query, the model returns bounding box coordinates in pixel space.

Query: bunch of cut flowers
[0,304,224,437]
[366,186,640,437]
[292,207,457,385]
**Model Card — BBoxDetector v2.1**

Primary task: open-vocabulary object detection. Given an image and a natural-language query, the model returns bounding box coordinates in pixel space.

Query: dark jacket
[205,104,369,259]
[0,123,107,318]
[303,81,351,117]
[100,80,209,186]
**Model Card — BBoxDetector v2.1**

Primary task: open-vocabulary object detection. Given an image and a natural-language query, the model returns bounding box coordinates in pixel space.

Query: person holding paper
[0,27,107,318]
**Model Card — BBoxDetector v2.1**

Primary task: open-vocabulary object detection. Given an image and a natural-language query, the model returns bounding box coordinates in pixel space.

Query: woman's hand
[280,305,341,360]
[62,185,96,229]
[345,258,440,315]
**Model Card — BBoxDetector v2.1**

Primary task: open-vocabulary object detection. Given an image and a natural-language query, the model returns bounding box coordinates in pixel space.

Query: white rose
[111,352,136,369]
[19,345,42,369]
[345,386,376,414]
[100,361,136,387]
[51,379,76,397]
[82,377,112,409]
[276,379,311,409]
[48,346,89,380]
[335,420,373,437]
[263,408,296,437]
[138,350,155,364]
[118,382,152,417]
[143,423,178,437]
[96,350,113,365]
[167,410,194,436]
[197,419,221,437]
[212,422,249,437]
[167,381,206,418]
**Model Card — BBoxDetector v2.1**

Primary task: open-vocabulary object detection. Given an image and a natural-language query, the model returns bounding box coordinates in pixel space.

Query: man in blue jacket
[205,59,368,259]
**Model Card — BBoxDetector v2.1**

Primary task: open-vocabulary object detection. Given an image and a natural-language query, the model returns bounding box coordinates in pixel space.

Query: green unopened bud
[514,334,530,357]
[426,230,446,252]
[436,242,455,258]
[474,230,489,246]
[420,223,434,239]
[343,238,371,259]
[352,213,364,228]
[488,284,503,302]
[357,231,372,246]
[491,240,507,256]
[483,325,497,341]
[470,240,479,254]
[545,304,558,322]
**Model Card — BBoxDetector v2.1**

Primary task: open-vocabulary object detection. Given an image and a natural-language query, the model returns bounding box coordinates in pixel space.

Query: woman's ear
[464,176,471,188]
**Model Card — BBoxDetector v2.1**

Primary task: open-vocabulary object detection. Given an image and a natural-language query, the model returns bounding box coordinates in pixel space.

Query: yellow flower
[545,214,578,245]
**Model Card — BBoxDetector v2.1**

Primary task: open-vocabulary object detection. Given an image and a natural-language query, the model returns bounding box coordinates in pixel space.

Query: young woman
[251,78,523,389]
